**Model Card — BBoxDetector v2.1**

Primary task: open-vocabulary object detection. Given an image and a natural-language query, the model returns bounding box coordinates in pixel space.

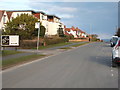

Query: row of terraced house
[0,10,88,38]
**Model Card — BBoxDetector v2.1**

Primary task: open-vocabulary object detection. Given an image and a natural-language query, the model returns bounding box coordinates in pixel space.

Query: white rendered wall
[67,30,77,38]
[10,12,32,21]
[0,11,9,30]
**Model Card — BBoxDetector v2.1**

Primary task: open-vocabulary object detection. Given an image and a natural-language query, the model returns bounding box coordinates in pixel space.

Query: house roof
[6,11,13,20]
[65,28,71,32]
[65,26,86,34]
[33,13,40,19]
[47,15,60,19]
[6,10,36,13]
[0,10,5,21]
[65,31,73,36]
[35,11,46,15]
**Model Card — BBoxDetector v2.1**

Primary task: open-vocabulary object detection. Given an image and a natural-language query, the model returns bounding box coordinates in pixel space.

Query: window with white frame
[3,15,6,23]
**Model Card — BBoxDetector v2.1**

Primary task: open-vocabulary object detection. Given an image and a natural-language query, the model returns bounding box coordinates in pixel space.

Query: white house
[47,15,62,36]
[0,10,35,31]
[0,10,65,36]
[6,10,34,21]
[65,27,78,38]
[34,13,64,36]
[0,10,9,30]
[65,26,88,38]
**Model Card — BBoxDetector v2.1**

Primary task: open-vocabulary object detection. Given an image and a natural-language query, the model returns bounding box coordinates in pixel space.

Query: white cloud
[28,2,77,14]
[28,2,78,19]
[59,14,74,18]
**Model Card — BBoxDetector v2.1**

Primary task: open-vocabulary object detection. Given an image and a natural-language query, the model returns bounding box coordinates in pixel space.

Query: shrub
[91,38,98,41]
[65,35,74,40]
[44,36,69,45]
[20,40,42,49]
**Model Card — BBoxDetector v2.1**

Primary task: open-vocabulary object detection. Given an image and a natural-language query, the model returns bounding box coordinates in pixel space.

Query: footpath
[2,42,87,60]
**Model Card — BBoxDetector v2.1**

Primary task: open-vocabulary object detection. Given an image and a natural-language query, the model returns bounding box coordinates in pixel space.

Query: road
[2,42,119,88]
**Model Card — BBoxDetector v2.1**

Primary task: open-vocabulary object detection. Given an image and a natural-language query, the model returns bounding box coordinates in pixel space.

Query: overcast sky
[0,0,119,39]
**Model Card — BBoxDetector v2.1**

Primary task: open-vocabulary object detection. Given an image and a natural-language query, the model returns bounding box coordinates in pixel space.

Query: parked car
[112,37,120,67]
[110,36,118,47]
[111,36,118,47]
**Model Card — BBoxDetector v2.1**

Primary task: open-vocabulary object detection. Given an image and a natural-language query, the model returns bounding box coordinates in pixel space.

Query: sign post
[35,22,40,54]
[1,35,19,46]
[1,35,19,51]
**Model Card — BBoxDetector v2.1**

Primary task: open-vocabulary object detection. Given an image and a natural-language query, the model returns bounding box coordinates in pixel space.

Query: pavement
[2,42,119,88]
[2,42,87,60]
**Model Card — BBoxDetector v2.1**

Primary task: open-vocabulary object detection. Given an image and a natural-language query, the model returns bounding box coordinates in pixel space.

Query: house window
[42,15,44,20]
[17,14,19,16]
[3,15,6,23]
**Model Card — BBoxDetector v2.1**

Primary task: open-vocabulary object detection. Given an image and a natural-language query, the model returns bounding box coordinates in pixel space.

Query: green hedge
[20,36,69,48]
[65,35,74,40]
[20,40,40,48]
[44,37,69,45]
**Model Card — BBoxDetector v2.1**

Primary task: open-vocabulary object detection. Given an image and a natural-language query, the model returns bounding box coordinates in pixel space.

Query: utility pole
[37,26,40,53]
[35,22,40,54]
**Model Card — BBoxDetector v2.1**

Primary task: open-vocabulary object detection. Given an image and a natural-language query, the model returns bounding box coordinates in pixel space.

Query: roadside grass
[33,42,74,50]
[71,42,90,47]
[59,47,72,49]
[2,50,24,56]
[2,54,46,70]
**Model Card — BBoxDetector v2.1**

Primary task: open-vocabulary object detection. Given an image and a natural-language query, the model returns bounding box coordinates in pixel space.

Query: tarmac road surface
[2,42,118,88]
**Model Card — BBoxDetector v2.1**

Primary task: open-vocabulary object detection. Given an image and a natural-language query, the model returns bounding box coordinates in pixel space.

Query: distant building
[65,26,88,38]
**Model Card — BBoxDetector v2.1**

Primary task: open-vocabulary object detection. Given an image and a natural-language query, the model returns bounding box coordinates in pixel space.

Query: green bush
[91,38,99,41]
[65,35,74,40]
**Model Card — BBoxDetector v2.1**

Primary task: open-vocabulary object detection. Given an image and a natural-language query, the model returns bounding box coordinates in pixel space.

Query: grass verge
[59,47,72,49]
[2,50,23,56]
[71,42,90,47]
[33,42,74,50]
[2,54,46,70]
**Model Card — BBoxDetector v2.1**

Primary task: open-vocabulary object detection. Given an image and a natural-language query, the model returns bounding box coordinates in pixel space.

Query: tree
[115,28,120,37]
[4,14,46,40]
[91,34,98,38]
[90,34,99,41]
